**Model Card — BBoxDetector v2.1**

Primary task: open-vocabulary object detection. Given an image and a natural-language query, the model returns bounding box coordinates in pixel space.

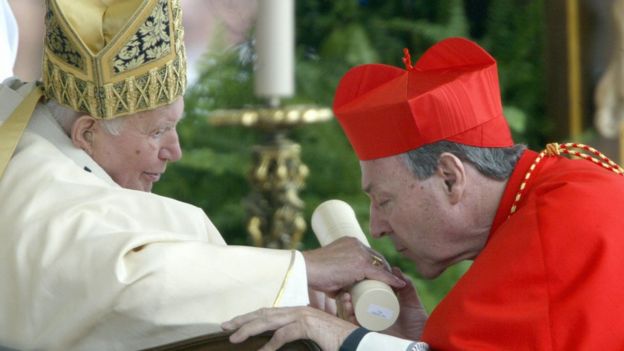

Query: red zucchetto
[333,37,513,161]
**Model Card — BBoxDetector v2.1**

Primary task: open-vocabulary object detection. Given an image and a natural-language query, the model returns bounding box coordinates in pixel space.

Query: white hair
[402,141,526,181]
[45,99,126,136]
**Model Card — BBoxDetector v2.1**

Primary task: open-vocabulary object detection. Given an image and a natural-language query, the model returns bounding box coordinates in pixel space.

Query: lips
[143,172,161,182]
[389,237,405,252]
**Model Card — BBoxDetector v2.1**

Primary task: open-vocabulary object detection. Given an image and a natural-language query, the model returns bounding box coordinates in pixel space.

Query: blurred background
[6,0,623,311]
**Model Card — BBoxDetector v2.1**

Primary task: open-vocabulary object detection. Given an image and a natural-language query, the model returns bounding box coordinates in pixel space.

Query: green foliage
[154,0,546,311]
[482,0,548,147]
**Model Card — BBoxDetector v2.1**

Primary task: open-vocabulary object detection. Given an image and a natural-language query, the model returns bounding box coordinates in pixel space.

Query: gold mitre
[42,0,187,119]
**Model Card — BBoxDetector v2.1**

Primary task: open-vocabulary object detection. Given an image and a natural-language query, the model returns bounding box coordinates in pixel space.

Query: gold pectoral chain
[509,143,624,216]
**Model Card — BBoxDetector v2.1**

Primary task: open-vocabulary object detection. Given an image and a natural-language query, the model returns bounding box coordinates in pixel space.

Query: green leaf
[503,105,528,134]
[321,23,379,65]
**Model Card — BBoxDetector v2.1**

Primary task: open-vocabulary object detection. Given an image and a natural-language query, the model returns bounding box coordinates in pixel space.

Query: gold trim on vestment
[272,250,297,307]
[0,84,43,179]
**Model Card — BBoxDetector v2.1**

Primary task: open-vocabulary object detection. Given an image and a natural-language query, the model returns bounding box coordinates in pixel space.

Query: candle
[254,0,294,104]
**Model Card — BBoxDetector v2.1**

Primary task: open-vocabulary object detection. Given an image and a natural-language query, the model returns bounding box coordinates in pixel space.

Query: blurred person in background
[0,0,18,80]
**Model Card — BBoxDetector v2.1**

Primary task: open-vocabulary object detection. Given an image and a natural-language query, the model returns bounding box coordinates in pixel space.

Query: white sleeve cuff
[274,250,309,307]
[356,332,429,351]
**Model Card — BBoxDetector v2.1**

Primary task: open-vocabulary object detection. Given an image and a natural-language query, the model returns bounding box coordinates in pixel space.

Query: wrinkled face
[90,99,184,192]
[361,155,461,278]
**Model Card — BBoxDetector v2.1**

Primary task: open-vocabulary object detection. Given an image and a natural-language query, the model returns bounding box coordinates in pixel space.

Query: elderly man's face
[361,155,466,278]
[88,99,184,192]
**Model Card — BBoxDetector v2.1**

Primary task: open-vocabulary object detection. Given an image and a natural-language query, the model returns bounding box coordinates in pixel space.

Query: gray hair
[402,141,527,181]
[45,99,125,136]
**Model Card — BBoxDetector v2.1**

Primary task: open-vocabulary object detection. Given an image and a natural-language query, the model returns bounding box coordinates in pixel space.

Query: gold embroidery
[113,0,172,74]
[44,7,84,71]
[42,0,186,120]
[509,143,624,216]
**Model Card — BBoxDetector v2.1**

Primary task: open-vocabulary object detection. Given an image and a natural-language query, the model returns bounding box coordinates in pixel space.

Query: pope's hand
[302,237,405,295]
[222,306,358,351]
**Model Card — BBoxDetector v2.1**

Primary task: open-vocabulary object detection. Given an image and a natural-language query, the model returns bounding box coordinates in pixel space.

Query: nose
[369,203,391,239]
[159,130,182,162]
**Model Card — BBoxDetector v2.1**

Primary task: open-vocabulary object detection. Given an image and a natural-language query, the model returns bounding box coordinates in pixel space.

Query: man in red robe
[223,37,624,351]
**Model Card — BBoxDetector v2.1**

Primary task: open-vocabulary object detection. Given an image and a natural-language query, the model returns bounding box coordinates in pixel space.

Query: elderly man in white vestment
[0,0,404,350]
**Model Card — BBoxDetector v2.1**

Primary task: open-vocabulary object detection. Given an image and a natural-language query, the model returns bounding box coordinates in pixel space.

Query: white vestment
[0,79,309,350]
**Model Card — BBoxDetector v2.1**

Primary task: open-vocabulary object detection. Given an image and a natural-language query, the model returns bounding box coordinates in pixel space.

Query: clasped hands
[222,237,428,351]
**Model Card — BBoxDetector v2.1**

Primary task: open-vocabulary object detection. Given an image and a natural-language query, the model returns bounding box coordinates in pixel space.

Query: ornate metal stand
[209,105,332,249]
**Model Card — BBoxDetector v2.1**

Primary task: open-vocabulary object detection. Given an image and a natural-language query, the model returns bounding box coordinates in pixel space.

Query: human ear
[71,115,97,154]
[436,153,466,204]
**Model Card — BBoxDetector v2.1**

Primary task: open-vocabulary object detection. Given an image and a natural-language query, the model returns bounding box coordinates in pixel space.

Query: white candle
[254,0,294,103]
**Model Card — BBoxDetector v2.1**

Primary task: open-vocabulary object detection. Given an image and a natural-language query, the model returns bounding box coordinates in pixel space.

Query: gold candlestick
[209,105,332,249]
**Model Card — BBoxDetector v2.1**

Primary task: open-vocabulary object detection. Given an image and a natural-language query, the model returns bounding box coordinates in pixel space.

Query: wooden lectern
[144,331,320,351]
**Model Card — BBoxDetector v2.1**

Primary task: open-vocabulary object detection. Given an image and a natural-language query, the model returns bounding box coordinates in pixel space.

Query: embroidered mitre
[42,0,187,119]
